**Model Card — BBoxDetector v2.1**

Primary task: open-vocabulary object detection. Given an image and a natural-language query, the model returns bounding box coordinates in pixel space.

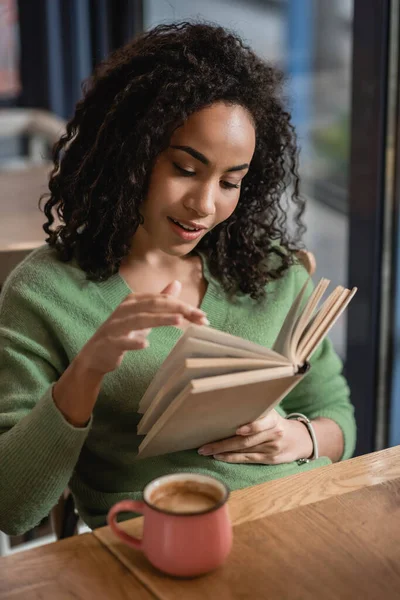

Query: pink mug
[107,473,232,577]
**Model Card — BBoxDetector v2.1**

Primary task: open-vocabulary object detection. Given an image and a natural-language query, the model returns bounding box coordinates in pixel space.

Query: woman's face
[137,102,256,257]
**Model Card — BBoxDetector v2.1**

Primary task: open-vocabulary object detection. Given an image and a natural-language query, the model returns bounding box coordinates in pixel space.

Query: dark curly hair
[41,21,306,300]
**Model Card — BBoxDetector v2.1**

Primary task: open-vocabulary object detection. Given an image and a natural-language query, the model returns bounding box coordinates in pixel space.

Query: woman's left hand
[198,410,313,464]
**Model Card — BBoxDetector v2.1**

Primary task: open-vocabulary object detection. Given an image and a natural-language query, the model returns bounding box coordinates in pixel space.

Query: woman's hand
[78,280,208,376]
[198,410,313,465]
[54,279,208,428]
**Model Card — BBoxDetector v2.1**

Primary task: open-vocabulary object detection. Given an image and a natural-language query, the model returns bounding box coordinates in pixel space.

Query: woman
[0,22,355,536]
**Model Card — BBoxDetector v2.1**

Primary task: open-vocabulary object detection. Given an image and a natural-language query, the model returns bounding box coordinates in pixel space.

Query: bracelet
[286,412,319,464]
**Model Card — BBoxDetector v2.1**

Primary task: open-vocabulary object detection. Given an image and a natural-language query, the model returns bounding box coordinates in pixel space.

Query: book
[136,277,357,459]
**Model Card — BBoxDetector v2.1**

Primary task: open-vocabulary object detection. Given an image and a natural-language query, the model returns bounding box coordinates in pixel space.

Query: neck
[123,228,193,271]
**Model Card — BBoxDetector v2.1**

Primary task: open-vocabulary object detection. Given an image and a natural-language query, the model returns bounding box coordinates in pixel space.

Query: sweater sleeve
[280,267,357,461]
[0,268,92,536]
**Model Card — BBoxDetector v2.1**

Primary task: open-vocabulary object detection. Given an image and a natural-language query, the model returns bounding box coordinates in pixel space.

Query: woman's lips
[167,217,206,241]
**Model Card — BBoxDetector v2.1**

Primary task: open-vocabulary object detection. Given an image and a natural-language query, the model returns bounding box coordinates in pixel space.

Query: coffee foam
[149,480,223,514]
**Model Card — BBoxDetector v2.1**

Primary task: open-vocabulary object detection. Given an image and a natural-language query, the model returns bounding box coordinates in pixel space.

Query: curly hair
[41,21,306,300]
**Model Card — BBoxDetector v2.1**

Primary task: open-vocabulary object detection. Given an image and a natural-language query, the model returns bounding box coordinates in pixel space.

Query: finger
[212,453,269,464]
[121,293,200,312]
[134,296,206,320]
[112,313,183,334]
[232,442,278,454]
[122,280,182,302]
[161,280,182,297]
[214,450,287,465]
[119,292,184,313]
[118,297,208,324]
[198,431,277,455]
[127,328,151,340]
[135,328,152,336]
[113,336,150,351]
[236,410,280,435]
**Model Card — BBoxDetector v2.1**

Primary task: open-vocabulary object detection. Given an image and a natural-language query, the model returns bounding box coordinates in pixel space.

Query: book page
[138,331,289,414]
[137,372,302,459]
[183,324,287,361]
[185,357,276,369]
[189,364,296,393]
[297,287,357,363]
[272,277,311,360]
[137,357,276,434]
[296,286,345,356]
[288,279,330,359]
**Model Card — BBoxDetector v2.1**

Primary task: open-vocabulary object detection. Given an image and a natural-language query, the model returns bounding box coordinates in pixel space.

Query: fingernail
[200,317,210,326]
[237,426,251,435]
[198,447,211,455]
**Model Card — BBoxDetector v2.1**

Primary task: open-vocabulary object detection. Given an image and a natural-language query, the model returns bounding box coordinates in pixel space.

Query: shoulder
[265,254,312,300]
[253,243,312,297]
[0,244,88,307]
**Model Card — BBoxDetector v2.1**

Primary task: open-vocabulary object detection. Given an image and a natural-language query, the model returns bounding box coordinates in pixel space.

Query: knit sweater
[0,245,356,535]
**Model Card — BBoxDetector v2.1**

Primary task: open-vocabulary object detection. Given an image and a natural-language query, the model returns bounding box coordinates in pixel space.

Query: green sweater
[0,245,356,536]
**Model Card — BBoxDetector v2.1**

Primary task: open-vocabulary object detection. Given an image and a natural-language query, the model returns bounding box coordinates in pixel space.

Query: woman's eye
[173,163,240,190]
[173,163,195,176]
[221,181,240,190]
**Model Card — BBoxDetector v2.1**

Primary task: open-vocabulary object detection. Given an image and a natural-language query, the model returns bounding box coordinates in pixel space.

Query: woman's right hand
[77,280,208,376]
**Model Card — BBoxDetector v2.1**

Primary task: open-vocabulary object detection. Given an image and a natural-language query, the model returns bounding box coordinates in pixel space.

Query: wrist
[286,418,314,461]
[53,354,104,427]
[75,347,108,381]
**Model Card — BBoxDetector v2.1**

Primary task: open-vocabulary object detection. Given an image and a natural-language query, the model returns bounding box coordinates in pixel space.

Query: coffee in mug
[149,479,223,513]
[107,473,232,578]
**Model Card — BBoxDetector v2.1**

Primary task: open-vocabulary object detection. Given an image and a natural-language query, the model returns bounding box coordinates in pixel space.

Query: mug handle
[107,500,145,549]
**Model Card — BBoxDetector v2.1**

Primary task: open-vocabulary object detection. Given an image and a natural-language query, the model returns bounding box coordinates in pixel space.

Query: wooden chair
[51,490,79,540]
[296,249,316,276]
[0,108,65,287]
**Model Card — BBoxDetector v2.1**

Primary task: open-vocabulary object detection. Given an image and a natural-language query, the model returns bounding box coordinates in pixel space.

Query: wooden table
[2,445,400,599]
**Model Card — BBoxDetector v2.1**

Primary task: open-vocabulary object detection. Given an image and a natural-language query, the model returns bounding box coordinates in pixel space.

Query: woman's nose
[184,183,217,217]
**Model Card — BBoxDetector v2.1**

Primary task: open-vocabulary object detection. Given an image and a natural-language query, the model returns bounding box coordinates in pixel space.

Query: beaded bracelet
[286,412,319,464]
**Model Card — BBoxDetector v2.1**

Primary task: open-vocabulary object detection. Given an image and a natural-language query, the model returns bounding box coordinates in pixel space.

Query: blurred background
[1,0,400,551]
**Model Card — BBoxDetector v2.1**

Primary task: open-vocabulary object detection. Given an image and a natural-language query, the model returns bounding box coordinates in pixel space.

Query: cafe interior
[1,0,400,597]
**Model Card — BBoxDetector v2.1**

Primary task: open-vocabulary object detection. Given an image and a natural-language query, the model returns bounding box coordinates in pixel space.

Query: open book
[136,278,357,459]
